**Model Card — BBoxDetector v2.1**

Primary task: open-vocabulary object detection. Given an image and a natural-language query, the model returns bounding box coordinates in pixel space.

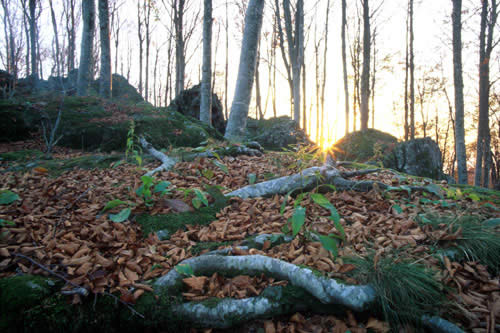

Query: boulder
[245,116,310,149]
[332,129,398,163]
[384,137,444,180]
[167,84,225,134]
[0,96,222,151]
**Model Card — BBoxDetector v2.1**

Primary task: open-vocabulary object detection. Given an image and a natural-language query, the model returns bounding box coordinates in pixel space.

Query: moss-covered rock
[0,96,223,151]
[332,129,398,163]
[167,84,226,134]
[245,116,310,150]
[0,100,32,142]
[384,137,444,180]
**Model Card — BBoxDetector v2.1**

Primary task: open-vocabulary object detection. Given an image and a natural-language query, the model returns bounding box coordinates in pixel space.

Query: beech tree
[200,0,212,125]
[360,0,371,130]
[451,0,467,185]
[474,0,498,187]
[341,0,349,135]
[77,0,96,96]
[99,0,112,98]
[225,0,265,142]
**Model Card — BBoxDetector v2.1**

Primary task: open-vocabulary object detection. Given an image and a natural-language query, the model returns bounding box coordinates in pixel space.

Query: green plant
[345,251,446,331]
[282,145,324,171]
[417,214,500,274]
[280,191,345,257]
[0,190,20,205]
[136,175,172,207]
[125,120,143,166]
[177,188,210,209]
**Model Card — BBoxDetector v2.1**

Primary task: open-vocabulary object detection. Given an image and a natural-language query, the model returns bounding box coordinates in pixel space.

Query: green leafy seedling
[109,208,131,223]
[0,190,20,205]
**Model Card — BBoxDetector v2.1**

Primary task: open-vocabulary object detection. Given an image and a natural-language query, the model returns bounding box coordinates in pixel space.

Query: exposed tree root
[140,138,262,176]
[140,137,178,176]
[154,255,464,332]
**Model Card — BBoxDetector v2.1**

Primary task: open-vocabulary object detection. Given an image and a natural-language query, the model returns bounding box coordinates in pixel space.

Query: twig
[14,253,145,319]
[14,253,89,296]
[102,291,145,319]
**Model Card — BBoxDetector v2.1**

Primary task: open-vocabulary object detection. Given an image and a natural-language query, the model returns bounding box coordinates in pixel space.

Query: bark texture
[224,0,265,142]
[200,0,212,124]
[99,0,112,98]
[77,0,96,96]
[360,0,371,130]
[451,0,467,184]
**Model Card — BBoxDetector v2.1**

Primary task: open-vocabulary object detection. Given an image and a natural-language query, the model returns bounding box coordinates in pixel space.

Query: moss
[333,129,398,162]
[199,297,225,309]
[0,149,43,162]
[6,154,123,177]
[448,184,500,205]
[190,241,234,255]
[137,202,227,237]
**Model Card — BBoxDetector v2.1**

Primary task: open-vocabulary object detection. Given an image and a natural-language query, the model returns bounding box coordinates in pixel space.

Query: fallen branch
[140,138,263,176]
[140,137,178,176]
[154,254,464,332]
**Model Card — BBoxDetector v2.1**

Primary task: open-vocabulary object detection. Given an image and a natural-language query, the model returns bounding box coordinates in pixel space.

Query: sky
[1,0,498,150]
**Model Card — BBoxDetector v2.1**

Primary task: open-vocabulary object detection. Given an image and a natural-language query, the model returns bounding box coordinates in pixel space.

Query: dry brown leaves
[1,144,499,331]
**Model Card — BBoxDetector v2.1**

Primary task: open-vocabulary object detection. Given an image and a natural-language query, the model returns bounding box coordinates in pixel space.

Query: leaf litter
[0,142,499,332]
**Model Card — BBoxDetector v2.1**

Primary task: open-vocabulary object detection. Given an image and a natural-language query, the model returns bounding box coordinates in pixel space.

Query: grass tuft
[345,251,446,331]
[418,214,500,274]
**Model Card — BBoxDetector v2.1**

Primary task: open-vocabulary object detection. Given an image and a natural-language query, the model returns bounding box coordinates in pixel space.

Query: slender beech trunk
[320,0,331,145]
[409,0,415,139]
[452,0,467,184]
[99,0,112,98]
[225,0,265,142]
[200,0,212,124]
[77,0,96,96]
[175,0,186,96]
[29,0,37,80]
[144,1,151,102]
[475,0,498,187]
[360,0,371,130]
[255,42,263,120]
[371,29,376,129]
[137,1,144,96]
[65,0,76,73]
[404,5,409,141]
[341,0,349,135]
[49,1,60,78]
[224,0,229,120]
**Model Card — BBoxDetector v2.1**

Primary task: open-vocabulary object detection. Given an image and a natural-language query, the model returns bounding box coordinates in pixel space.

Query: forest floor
[0,137,499,333]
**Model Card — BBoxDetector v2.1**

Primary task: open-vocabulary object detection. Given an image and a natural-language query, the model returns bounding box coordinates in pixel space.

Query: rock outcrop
[332,129,398,163]
[384,137,444,180]
[245,116,310,149]
[167,84,225,135]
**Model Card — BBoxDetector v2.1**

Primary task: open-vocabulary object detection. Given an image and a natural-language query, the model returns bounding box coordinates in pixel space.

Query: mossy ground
[136,202,226,238]
[1,151,124,177]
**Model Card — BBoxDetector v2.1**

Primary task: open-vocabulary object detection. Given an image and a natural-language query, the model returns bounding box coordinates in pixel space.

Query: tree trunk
[360,0,371,130]
[451,0,467,185]
[99,0,112,98]
[137,1,144,96]
[404,5,409,141]
[64,0,76,73]
[409,0,415,139]
[341,0,349,136]
[29,0,37,80]
[224,0,265,142]
[49,0,62,80]
[77,0,96,96]
[144,1,151,102]
[474,0,498,187]
[175,0,186,96]
[200,0,212,124]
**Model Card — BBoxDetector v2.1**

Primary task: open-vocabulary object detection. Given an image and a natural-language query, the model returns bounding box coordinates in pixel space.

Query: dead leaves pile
[0,145,499,332]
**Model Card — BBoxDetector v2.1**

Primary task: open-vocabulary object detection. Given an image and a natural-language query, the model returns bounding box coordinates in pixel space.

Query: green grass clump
[345,252,446,331]
[418,214,500,274]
